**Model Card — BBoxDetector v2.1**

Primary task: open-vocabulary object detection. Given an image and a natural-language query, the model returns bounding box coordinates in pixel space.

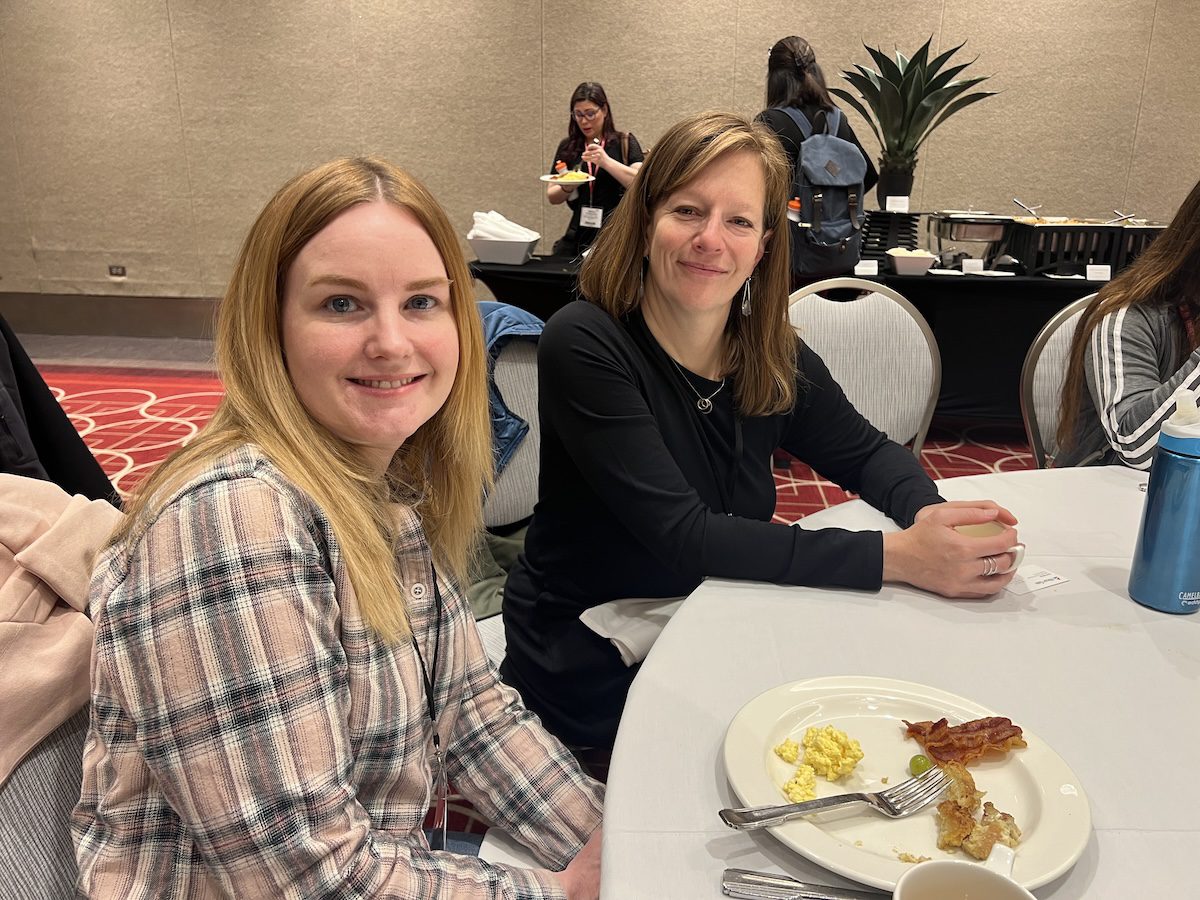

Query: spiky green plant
[830,37,997,176]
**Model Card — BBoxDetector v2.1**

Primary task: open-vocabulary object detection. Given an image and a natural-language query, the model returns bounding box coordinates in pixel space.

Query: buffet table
[469,258,1101,420]
[601,466,1197,898]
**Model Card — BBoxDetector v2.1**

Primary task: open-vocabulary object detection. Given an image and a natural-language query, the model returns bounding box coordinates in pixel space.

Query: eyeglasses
[573,107,602,121]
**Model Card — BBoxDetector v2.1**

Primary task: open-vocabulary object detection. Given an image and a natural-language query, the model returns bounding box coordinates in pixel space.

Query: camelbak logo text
[1180,591,1200,605]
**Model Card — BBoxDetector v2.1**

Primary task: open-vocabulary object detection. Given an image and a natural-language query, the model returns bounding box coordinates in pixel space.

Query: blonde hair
[111,157,492,642]
[1057,176,1200,453]
[578,110,798,416]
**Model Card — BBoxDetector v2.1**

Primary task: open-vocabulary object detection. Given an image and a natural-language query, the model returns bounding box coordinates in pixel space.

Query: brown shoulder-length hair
[577,110,797,416]
[1057,177,1200,452]
[111,157,492,642]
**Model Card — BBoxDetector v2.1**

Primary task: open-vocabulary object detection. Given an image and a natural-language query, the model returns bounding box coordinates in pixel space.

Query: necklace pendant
[697,397,713,414]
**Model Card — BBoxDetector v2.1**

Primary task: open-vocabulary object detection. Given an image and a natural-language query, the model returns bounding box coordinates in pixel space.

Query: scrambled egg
[772,738,801,765]
[802,725,864,780]
[782,764,817,803]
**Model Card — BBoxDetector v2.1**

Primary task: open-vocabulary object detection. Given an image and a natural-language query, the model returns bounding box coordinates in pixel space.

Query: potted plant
[830,37,997,206]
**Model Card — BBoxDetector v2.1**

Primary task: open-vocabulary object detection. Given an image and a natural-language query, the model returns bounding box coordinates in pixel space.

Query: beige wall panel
[540,0,738,250]
[354,0,543,264]
[923,0,1156,221]
[168,0,362,288]
[0,1,199,294]
[0,41,39,293]
[1126,0,1200,223]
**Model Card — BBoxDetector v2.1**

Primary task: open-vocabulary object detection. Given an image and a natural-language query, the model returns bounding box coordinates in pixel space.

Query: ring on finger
[981,555,998,577]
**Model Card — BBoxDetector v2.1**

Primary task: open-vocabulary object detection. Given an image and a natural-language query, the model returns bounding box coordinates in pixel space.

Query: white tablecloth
[602,466,1198,897]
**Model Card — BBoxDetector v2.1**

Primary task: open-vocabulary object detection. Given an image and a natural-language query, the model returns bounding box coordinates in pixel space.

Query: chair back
[483,339,540,529]
[0,706,87,899]
[787,277,940,457]
[1020,292,1096,468]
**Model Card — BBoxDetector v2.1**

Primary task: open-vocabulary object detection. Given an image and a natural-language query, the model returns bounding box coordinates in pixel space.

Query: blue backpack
[777,107,867,277]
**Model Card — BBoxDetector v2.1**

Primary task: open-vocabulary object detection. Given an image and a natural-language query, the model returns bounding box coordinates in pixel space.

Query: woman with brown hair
[501,111,1019,751]
[73,157,602,899]
[546,82,644,257]
[1057,178,1200,469]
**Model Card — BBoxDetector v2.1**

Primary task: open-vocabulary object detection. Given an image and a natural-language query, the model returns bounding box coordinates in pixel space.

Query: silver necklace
[668,356,725,414]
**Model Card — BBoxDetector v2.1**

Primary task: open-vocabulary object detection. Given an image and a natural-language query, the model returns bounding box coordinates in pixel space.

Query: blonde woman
[73,158,602,899]
[502,112,1019,750]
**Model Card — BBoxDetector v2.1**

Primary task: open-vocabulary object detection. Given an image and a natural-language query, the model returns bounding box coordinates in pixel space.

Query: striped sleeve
[1085,305,1200,469]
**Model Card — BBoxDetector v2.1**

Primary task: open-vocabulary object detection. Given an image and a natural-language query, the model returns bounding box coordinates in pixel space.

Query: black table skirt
[470,257,1100,421]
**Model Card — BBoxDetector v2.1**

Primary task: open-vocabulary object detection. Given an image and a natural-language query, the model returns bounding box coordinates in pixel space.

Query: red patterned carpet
[41,365,1034,515]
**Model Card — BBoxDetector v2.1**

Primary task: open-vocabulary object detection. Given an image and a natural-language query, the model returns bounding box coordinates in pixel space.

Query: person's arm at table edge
[537,306,888,591]
[1085,304,1200,469]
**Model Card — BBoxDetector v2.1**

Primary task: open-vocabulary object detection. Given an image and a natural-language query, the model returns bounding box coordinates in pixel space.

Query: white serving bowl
[886,248,937,276]
[469,237,538,265]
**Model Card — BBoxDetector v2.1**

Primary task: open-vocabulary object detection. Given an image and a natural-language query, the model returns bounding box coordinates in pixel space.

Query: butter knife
[722,868,889,900]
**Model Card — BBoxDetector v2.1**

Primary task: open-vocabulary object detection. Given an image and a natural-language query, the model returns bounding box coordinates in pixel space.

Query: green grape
[909,754,933,777]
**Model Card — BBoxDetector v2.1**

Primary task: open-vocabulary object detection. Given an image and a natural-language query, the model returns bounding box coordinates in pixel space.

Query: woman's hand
[883,501,1021,598]
[580,140,610,171]
[554,827,601,900]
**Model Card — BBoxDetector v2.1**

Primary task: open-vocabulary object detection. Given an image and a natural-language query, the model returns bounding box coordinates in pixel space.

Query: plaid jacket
[73,446,603,898]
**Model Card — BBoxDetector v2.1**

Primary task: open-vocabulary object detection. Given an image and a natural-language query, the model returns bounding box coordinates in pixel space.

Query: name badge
[580,206,603,229]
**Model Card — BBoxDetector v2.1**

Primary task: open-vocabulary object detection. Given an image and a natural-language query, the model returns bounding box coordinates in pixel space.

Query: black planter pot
[875,168,915,208]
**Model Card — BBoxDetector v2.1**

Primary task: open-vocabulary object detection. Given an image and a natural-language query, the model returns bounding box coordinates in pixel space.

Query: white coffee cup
[894,846,1033,899]
[954,521,1026,574]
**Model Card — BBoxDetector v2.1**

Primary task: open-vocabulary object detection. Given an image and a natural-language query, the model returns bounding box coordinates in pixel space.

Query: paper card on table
[1006,565,1070,595]
[1086,264,1112,281]
[961,258,985,274]
[854,259,879,276]
[884,195,911,213]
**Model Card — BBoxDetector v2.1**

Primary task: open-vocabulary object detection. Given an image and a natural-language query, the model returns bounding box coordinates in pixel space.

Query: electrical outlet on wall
[108,264,126,278]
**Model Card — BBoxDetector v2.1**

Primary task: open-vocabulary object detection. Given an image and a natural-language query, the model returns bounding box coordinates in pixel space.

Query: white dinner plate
[927,268,964,276]
[540,173,595,186]
[722,676,1091,891]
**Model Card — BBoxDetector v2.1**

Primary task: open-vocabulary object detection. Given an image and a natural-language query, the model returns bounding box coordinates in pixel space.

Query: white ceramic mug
[954,521,1026,574]
[894,846,1033,900]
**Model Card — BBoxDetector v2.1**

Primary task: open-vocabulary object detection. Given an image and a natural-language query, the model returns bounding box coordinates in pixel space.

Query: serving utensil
[1012,197,1042,217]
[1104,210,1136,225]
[722,868,888,899]
[719,765,950,830]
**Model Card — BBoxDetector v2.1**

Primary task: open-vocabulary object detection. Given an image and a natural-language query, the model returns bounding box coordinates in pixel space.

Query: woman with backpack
[547,82,645,257]
[758,36,878,285]
[501,111,1020,753]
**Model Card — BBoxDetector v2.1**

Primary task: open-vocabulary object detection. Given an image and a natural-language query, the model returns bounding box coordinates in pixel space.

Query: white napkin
[578,597,685,666]
[467,211,539,242]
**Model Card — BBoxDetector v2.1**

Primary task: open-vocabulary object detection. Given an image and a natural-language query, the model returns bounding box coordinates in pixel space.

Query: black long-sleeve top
[500,300,942,747]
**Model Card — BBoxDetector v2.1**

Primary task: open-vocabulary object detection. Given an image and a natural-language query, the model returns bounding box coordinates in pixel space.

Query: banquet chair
[476,338,540,665]
[0,706,88,900]
[787,277,940,458]
[1019,292,1096,469]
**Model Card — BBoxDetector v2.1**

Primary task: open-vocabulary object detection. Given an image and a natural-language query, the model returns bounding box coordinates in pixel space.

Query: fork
[719,765,950,830]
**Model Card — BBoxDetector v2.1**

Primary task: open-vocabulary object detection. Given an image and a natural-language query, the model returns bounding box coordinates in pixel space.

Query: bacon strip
[904,717,1027,766]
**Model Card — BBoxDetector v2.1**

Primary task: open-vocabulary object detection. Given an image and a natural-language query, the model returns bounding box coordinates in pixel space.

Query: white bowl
[886,249,936,276]
[469,237,538,265]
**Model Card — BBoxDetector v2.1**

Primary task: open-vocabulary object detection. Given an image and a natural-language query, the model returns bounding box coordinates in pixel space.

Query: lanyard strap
[409,565,447,850]
[409,566,443,732]
[585,137,605,204]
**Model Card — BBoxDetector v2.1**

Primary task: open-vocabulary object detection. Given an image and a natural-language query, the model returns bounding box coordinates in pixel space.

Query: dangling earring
[740,276,752,317]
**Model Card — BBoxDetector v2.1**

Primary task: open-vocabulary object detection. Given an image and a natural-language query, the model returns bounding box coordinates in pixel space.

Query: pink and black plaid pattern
[73,446,602,898]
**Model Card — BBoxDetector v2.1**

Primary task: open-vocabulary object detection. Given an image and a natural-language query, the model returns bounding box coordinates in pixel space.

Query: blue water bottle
[1129,388,1200,614]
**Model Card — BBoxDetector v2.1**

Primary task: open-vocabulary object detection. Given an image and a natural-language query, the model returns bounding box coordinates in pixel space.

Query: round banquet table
[600,466,1198,898]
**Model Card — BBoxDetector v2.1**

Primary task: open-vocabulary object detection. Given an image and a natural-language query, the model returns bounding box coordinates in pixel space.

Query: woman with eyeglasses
[547,82,644,257]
